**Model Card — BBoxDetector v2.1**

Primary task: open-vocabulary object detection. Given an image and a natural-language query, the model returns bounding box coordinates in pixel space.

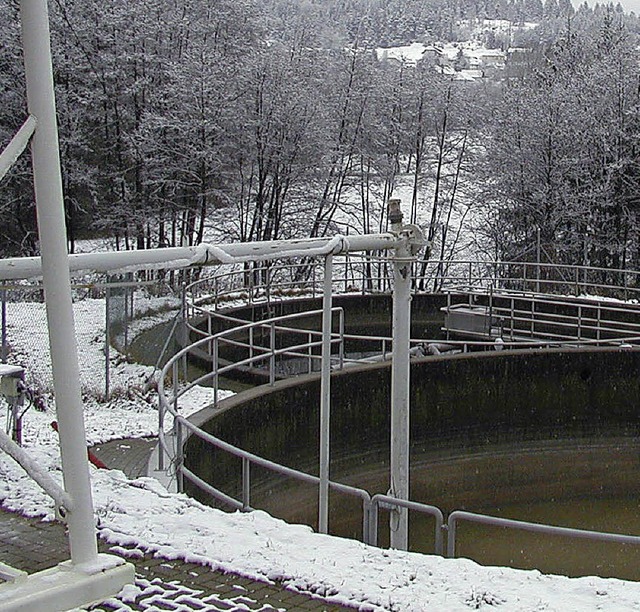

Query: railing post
[1,287,7,363]
[447,514,457,558]
[242,457,251,511]
[312,264,316,299]
[157,395,165,472]
[175,418,184,493]
[269,322,276,385]
[213,337,219,409]
[105,285,110,401]
[266,265,271,305]
[319,254,333,534]
[369,499,379,546]
[307,332,313,374]
[181,281,188,382]
[510,296,515,340]
[536,226,541,293]
[339,309,345,370]
[577,305,582,340]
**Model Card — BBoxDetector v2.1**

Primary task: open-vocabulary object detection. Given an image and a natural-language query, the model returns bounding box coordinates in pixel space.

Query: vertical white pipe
[319,254,332,534]
[318,255,333,533]
[389,200,411,550]
[19,0,98,564]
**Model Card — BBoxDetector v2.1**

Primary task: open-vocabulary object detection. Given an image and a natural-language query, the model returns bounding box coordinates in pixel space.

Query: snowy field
[1,297,640,610]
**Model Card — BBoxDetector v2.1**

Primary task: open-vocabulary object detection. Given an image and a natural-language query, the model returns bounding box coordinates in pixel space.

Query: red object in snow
[50,421,108,469]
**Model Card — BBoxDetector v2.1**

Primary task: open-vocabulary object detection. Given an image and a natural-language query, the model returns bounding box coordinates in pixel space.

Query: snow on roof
[455,69,485,81]
[2,297,640,610]
[375,42,428,66]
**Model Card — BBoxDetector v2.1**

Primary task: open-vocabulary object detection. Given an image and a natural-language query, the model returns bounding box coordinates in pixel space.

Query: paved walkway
[0,438,355,611]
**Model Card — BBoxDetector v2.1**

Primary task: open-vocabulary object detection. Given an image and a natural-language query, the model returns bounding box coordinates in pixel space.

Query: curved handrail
[157,258,640,559]
[447,510,640,559]
[185,258,640,314]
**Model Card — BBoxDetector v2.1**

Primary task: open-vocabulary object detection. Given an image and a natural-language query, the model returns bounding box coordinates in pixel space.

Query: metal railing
[186,259,640,313]
[157,258,640,568]
[447,511,640,558]
[444,288,640,344]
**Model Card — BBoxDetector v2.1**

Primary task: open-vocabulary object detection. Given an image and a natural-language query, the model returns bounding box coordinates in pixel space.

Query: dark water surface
[253,439,640,581]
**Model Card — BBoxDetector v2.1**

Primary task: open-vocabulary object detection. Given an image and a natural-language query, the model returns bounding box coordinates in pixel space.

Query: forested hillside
[1,0,640,273]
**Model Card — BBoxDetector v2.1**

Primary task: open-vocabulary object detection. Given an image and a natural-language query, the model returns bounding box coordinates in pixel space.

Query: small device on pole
[0,365,26,445]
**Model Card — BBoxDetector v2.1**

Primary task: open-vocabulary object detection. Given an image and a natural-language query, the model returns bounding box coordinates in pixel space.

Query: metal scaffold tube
[20,0,98,566]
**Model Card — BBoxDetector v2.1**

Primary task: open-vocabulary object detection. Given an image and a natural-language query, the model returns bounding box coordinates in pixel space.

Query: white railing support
[0,115,37,183]
[318,254,333,533]
[20,0,98,567]
[387,199,424,550]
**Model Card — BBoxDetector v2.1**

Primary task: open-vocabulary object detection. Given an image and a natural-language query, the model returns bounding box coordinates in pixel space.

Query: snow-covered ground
[2,296,640,610]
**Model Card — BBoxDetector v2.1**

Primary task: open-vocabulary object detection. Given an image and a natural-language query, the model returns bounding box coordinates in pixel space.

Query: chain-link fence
[1,278,181,400]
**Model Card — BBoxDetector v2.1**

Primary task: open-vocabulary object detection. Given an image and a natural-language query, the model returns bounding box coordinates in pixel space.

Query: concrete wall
[185,346,640,516]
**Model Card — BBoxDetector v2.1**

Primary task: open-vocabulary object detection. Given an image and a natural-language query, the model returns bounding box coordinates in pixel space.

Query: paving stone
[0,436,357,611]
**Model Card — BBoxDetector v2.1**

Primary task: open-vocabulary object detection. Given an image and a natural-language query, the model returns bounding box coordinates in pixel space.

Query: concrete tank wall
[185,347,640,514]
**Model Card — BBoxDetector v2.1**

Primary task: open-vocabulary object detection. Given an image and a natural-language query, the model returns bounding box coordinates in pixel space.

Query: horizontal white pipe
[0,115,37,183]
[0,233,399,281]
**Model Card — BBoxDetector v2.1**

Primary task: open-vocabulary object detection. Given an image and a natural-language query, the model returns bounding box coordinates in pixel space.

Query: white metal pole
[388,199,411,550]
[20,0,98,565]
[319,254,333,534]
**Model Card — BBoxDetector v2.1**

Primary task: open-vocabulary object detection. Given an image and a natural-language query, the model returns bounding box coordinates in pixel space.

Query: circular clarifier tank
[185,345,640,580]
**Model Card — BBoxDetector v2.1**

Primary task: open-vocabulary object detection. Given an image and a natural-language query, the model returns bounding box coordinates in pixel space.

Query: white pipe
[0,233,400,281]
[0,428,73,514]
[318,254,332,533]
[0,115,37,183]
[389,201,412,551]
[20,0,98,565]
